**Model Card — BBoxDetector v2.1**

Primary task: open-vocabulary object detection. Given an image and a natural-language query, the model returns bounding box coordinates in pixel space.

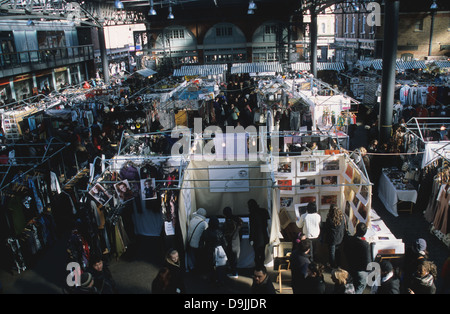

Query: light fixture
[430,0,438,11]
[247,9,254,15]
[167,5,174,19]
[149,0,157,15]
[248,0,257,10]
[115,0,124,9]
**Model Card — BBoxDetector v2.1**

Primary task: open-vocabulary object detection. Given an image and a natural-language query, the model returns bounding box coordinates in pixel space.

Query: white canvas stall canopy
[134,67,158,77]
[284,77,358,132]
[178,159,274,268]
[404,117,450,168]
[231,62,283,76]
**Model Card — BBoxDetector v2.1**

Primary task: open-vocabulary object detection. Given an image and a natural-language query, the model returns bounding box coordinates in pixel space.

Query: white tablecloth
[378,172,418,217]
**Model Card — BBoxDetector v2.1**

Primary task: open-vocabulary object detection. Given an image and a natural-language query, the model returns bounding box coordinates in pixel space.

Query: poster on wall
[140,178,157,200]
[297,159,318,176]
[278,178,295,194]
[276,160,295,177]
[320,194,338,209]
[321,158,341,174]
[298,177,318,193]
[89,183,112,206]
[321,175,340,191]
[356,185,370,206]
[114,180,135,203]
[208,165,250,192]
[280,196,295,210]
[343,163,354,182]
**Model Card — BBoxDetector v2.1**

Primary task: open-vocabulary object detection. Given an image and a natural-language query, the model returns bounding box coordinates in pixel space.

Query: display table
[378,169,418,217]
[366,209,405,259]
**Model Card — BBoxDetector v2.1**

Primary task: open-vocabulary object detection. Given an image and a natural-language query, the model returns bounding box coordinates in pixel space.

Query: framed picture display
[321,175,340,191]
[298,176,318,193]
[355,202,369,223]
[278,178,295,194]
[276,159,295,177]
[297,158,318,176]
[320,157,341,174]
[299,195,318,210]
[352,170,361,186]
[294,203,309,221]
[350,192,360,211]
[320,194,338,209]
[356,185,370,206]
[280,196,295,210]
[344,186,355,202]
[89,183,112,206]
[343,163,354,183]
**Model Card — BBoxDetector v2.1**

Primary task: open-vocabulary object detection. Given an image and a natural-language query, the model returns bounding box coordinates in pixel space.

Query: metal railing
[0,44,94,70]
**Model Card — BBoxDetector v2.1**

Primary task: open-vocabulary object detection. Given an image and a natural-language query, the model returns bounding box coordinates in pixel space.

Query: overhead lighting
[430,0,438,11]
[247,9,254,15]
[115,0,124,9]
[168,5,174,19]
[248,1,257,10]
[149,0,157,15]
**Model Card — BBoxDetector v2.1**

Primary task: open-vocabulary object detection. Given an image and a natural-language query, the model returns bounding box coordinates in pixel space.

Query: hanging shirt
[399,85,410,105]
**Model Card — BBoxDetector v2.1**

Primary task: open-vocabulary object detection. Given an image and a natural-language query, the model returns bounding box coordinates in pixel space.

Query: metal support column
[379,0,399,144]
[98,27,110,84]
[310,10,318,78]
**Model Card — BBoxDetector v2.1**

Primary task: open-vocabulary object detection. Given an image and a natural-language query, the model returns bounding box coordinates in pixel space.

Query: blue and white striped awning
[396,60,426,71]
[363,59,427,71]
[290,62,345,72]
[433,61,450,68]
[371,59,383,70]
[230,62,283,74]
[173,64,228,77]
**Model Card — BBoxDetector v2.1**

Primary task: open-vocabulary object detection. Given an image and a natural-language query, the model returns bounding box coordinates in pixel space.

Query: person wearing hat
[401,238,429,293]
[70,272,98,294]
[187,208,208,273]
[373,260,400,294]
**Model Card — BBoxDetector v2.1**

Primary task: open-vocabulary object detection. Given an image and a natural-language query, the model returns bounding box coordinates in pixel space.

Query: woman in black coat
[248,199,270,268]
[323,204,347,268]
[202,215,228,285]
[300,262,326,294]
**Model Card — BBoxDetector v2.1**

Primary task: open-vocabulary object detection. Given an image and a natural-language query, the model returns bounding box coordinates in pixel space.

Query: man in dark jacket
[343,222,371,294]
[290,238,312,294]
[251,266,276,294]
[223,207,243,278]
[375,260,400,294]
[248,199,270,268]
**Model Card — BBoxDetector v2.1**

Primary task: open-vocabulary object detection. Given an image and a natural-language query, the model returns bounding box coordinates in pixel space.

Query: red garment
[415,106,428,117]
[427,85,438,105]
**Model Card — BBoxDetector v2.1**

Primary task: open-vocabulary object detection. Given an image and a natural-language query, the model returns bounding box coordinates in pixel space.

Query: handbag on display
[214,245,228,267]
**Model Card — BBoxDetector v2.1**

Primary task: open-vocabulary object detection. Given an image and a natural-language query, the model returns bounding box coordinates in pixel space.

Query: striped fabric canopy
[290,62,345,71]
[230,62,283,74]
[433,61,450,68]
[173,64,228,76]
